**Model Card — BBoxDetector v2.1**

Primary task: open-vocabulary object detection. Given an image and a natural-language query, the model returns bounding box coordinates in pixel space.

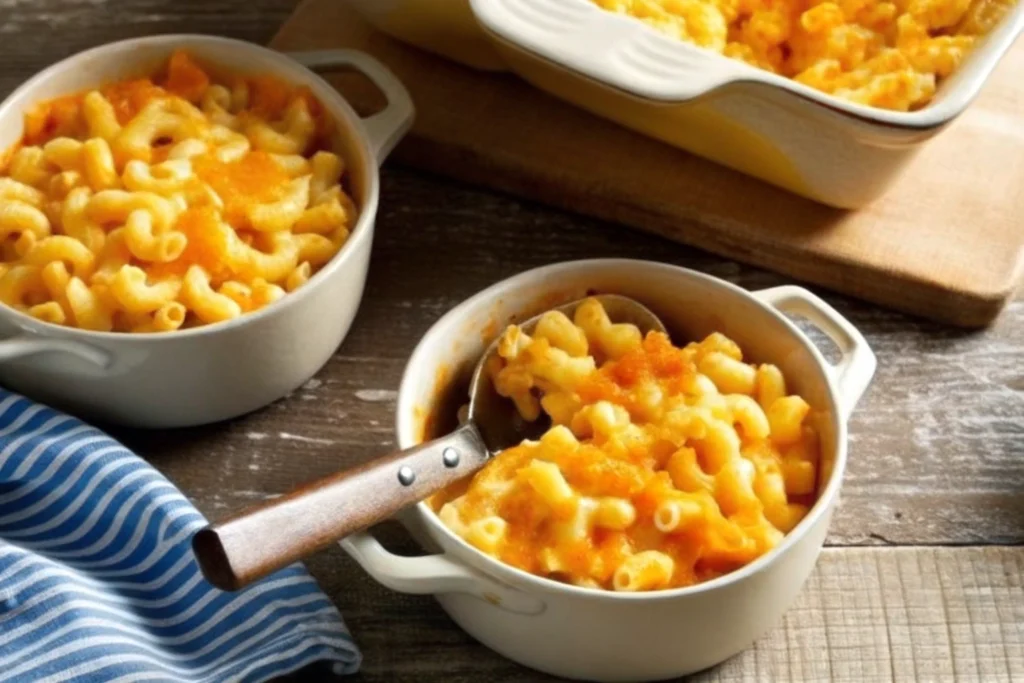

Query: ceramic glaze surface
[340,260,876,681]
[0,35,414,427]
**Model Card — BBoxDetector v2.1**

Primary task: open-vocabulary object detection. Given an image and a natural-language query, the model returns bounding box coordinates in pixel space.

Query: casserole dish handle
[753,286,876,419]
[340,531,546,615]
[470,0,743,102]
[287,50,415,162]
[0,336,110,367]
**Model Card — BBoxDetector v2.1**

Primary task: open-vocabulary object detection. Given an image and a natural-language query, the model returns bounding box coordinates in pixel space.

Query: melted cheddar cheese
[433,298,822,591]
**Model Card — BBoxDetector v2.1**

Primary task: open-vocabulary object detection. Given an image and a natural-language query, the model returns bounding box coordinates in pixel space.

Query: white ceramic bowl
[0,35,414,428]
[340,259,876,681]
[347,0,1024,207]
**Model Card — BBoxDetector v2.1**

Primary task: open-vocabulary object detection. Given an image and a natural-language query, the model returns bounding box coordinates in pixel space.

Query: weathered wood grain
[0,0,294,96]
[1,2,1022,681]
[295,544,1023,683]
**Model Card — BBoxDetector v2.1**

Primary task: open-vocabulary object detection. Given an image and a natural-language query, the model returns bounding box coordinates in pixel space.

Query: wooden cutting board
[271,0,1024,327]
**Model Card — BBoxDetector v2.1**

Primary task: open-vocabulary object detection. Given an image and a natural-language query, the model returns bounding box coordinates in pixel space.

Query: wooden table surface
[2,1,1022,681]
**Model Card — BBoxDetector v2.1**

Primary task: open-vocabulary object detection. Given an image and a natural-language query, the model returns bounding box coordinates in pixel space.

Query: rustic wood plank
[696,547,1024,683]
[289,543,1023,682]
[0,0,296,95]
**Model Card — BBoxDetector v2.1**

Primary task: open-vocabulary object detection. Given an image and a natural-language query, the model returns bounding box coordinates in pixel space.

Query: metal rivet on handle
[397,466,415,486]
[442,448,460,468]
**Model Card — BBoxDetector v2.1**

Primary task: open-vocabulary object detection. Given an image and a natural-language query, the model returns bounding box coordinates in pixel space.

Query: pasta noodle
[0,50,357,332]
[591,0,1018,111]
[433,298,822,592]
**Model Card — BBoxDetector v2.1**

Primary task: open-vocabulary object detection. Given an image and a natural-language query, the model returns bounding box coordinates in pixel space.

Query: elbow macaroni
[433,298,823,592]
[591,0,1018,111]
[0,50,358,332]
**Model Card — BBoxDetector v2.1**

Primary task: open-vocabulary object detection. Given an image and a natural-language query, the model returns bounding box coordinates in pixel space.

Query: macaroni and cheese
[0,51,356,332]
[592,0,1018,110]
[433,298,821,592]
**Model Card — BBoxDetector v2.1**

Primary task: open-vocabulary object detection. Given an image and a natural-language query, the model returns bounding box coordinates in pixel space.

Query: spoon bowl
[193,294,666,590]
[467,294,667,453]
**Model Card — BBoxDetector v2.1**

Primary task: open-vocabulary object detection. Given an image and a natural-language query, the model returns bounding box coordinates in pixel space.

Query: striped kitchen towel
[0,389,360,682]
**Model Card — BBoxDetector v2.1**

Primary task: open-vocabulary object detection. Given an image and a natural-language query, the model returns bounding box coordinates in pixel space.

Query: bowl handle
[287,50,415,163]
[0,335,110,367]
[752,286,877,419]
[340,530,546,616]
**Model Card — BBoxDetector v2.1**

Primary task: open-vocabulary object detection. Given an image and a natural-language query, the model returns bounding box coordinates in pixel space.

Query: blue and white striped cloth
[0,389,360,682]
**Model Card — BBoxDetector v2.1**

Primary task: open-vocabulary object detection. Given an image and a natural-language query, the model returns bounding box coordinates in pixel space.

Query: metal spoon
[192,295,667,591]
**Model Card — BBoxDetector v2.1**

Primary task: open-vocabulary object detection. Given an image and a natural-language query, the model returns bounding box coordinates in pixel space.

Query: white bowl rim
[472,0,1024,131]
[0,34,379,342]
[398,258,850,602]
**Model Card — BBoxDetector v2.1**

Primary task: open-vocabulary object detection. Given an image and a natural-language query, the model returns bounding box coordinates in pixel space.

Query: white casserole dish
[340,259,877,681]
[0,35,414,428]
[346,0,507,70]
[347,0,1024,208]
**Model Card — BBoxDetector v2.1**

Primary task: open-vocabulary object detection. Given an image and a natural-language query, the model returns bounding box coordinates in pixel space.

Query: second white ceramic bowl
[340,259,876,681]
[0,35,414,427]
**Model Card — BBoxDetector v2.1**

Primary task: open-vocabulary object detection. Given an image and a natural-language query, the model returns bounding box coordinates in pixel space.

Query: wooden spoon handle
[192,422,487,591]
